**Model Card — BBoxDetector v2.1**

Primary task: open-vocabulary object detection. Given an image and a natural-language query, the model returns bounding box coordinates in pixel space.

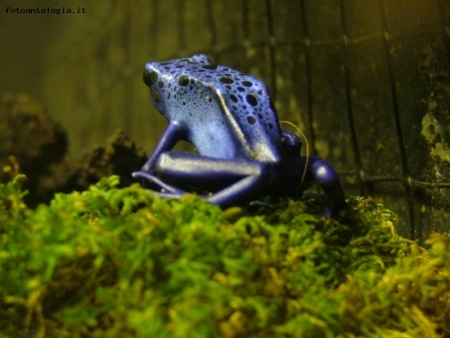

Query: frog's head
[142,54,212,118]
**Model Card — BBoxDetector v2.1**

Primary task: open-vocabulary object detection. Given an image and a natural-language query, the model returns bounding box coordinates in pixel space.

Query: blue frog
[133,54,346,216]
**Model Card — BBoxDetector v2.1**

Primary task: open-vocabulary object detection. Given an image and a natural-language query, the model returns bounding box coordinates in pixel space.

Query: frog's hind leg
[154,151,267,207]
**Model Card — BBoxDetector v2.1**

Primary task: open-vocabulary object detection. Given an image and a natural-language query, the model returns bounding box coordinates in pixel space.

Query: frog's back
[144,55,283,163]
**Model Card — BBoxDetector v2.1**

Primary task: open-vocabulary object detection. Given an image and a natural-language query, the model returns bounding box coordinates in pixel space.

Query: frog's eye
[143,69,158,87]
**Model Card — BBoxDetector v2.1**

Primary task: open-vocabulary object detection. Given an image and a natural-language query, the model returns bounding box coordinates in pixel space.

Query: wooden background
[1,0,449,242]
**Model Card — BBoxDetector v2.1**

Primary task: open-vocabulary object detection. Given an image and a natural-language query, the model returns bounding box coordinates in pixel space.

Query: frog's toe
[132,171,184,194]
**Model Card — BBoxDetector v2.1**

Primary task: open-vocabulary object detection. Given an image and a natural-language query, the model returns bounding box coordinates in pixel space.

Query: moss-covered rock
[0,175,448,337]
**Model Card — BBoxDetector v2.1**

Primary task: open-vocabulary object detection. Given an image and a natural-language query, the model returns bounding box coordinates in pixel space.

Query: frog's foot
[132,170,185,194]
[305,156,347,218]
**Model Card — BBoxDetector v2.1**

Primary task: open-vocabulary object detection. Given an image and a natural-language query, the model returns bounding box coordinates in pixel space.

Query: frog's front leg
[150,152,267,207]
[141,122,183,173]
[133,123,186,193]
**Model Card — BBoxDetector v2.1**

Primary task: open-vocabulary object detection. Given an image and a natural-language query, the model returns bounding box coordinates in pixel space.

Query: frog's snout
[143,66,158,87]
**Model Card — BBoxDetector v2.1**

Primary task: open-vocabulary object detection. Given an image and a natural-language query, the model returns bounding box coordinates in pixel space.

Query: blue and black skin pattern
[133,54,346,217]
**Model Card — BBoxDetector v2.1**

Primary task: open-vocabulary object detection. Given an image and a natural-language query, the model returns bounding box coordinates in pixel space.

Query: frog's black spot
[143,70,158,86]
[257,90,263,95]
[237,86,245,92]
[202,64,218,70]
[246,94,258,106]
[268,122,273,129]
[160,62,170,66]
[258,113,263,119]
[225,85,232,90]
[158,81,164,88]
[167,92,171,100]
[242,80,253,87]
[176,65,184,69]
[247,116,256,124]
[178,75,190,87]
[230,94,238,103]
[152,91,160,103]
[219,76,234,84]
[164,66,171,70]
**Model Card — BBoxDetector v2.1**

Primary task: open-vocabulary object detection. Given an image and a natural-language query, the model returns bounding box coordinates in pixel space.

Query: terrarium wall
[0,0,449,242]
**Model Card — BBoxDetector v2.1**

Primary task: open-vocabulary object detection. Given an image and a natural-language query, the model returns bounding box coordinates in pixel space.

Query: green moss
[0,175,449,337]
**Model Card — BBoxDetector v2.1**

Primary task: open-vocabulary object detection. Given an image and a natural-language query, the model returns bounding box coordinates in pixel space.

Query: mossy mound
[0,175,449,337]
